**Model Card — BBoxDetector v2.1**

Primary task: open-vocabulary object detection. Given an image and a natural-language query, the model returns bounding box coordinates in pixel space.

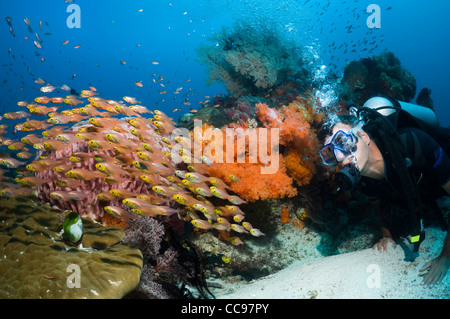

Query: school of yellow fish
[0,85,264,246]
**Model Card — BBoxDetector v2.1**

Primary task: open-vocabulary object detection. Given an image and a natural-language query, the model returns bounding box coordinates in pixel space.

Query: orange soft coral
[284,147,314,187]
[256,100,321,188]
[280,206,291,224]
[190,97,325,202]
[255,101,316,147]
[207,155,297,202]
[187,121,296,202]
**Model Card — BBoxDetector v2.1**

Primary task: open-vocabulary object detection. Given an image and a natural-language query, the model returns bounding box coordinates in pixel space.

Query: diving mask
[320,130,358,166]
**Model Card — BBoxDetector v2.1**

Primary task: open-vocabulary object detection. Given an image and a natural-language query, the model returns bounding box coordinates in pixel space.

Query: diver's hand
[420,255,450,286]
[373,237,397,252]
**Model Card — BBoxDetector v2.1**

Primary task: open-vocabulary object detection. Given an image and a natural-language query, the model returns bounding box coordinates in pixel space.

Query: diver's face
[327,123,369,171]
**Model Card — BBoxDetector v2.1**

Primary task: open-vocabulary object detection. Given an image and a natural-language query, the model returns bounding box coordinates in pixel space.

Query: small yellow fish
[3,111,31,120]
[232,214,245,223]
[241,221,253,231]
[0,158,25,168]
[95,162,126,176]
[40,85,58,93]
[88,139,113,150]
[104,175,128,185]
[213,223,230,231]
[213,207,225,216]
[50,191,86,201]
[56,133,78,143]
[192,202,215,215]
[16,151,34,159]
[185,172,210,183]
[208,176,230,189]
[230,224,249,234]
[230,237,244,246]
[16,176,45,187]
[229,174,241,183]
[104,206,136,220]
[65,169,105,180]
[123,96,140,104]
[109,189,139,199]
[43,140,66,151]
[122,197,153,209]
[135,205,178,217]
[136,151,153,161]
[152,185,178,196]
[216,217,231,226]
[194,185,213,197]
[249,228,266,237]
[7,141,25,151]
[225,205,245,215]
[96,191,115,201]
[26,162,46,172]
[173,193,200,205]
[131,208,144,216]
[132,160,149,170]
[227,195,247,205]
[138,174,156,185]
[175,170,187,179]
[191,219,213,230]
[127,118,148,128]
[20,134,42,145]
[210,186,230,199]
[55,179,82,188]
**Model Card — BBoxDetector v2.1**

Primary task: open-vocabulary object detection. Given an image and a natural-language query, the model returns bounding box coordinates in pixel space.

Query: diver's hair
[320,113,361,141]
[334,114,360,128]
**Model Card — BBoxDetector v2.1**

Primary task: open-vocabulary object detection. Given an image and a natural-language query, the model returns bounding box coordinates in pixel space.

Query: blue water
[1,0,449,126]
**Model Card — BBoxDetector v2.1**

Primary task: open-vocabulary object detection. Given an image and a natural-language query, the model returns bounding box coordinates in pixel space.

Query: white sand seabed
[214,227,449,299]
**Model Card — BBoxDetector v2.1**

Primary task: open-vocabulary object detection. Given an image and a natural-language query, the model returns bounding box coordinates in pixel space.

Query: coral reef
[0,87,270,265]
[123,216,213,299]
[196,23,311,97]
[208,157,298,202]
[178,106,231,131]
[31,119,168,220]
[0,196,143,299]
[200,95,324,203]
[340,51,417,106]
[280,206,291,225]
[416,87,434,111]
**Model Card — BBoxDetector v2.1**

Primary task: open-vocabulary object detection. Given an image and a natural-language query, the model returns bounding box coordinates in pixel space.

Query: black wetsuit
[360,127,450,237]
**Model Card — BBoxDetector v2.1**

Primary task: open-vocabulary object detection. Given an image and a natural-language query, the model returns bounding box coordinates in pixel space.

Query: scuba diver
[320,96,450,286]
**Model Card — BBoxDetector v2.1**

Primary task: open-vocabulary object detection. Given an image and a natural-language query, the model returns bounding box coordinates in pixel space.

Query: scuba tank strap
[360,109,425,252]
[399,129,427,169]
[378,127,425,252]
